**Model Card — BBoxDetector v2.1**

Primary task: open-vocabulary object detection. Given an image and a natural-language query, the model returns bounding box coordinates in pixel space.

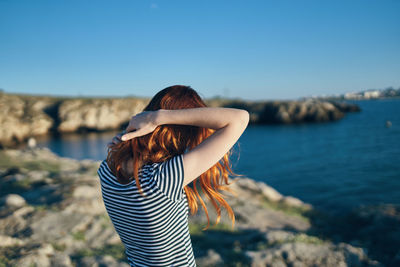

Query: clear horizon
[1,85,398,102]
[0,0,399,101]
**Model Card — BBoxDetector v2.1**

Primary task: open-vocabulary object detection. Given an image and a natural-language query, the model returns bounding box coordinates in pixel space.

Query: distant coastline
[0,91,361,148]
[302,87,400,101]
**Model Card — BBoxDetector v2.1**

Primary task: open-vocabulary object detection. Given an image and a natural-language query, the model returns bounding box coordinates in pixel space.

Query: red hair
[106,85,241,230]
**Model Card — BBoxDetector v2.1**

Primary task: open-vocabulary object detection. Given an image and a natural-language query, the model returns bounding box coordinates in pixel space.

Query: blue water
[33,99,400,212]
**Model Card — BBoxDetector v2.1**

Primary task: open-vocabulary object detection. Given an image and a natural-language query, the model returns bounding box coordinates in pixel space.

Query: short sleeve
[153,154,185,202]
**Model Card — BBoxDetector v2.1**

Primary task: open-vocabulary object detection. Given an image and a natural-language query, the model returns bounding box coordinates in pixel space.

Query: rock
[0,93,53,147]
[246,241,374,267]
[38,243,55,255]
[30,211,93,242]
[79,257,98,267]
[196,249,224,266]
[231,177,263,193]
[282,196,307,207]
[63,198,106,215]
[264,230,296,244]
[192,177,312,231]
[29,170,50,182]
[0,235,26,246]
[84,220,120,248]
[51,253,73,267]
[57,98,148,132]
[15,243,55,267]
[0,194,26,208]
[330,101,361,112]
[27,137,37,148]
[0,148,385,266]
[0,93,151,147]
[8,173,26,182]
[220,98,349,124]
[78,256,130,267]
[291,261,307,267]
[254,99,353,124]
[17,253,52,267]
[15,206,35,217]
[325,204,400,267]
[0,210,28,238]
[257,182,283,202]
[97,255,130,267]
[73,185,98,199]
[338,242,367,266]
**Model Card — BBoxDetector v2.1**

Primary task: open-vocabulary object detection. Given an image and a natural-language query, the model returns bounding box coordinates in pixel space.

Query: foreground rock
[0,148,388,266]
[0,92,360,147]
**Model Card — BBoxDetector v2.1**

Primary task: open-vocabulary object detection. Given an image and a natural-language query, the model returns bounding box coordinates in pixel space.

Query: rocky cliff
[0,93,150,147]
[0,148,392,267]
[0,92,360,147]
[0,94,54,146]
[210,98,360,124]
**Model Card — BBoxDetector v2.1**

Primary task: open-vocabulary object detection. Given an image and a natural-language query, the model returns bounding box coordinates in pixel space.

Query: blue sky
[0,0,399,100]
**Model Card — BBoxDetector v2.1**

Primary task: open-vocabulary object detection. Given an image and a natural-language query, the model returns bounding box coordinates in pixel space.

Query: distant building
[363,90,381,99]
[311,87,399,100]
[344,92,363,99]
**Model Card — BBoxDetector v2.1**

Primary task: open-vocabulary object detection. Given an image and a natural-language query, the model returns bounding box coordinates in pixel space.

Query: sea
[31,99,400,213]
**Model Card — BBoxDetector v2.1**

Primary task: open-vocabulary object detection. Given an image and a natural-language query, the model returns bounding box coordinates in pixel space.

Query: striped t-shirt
[97,154,196,266]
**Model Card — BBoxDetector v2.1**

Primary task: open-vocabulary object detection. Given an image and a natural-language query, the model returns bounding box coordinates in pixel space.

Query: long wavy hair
[106,85,241,230]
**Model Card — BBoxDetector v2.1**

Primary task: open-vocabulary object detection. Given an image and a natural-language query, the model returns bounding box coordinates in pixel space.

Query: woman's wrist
[156,108,195,127]
[154,109,167,126]
[153,107,248,130]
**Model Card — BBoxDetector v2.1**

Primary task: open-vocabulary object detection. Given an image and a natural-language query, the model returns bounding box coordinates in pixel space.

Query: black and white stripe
[97,154,196,267]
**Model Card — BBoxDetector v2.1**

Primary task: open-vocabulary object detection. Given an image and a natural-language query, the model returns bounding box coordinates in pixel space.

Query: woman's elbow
[238,109,250,126]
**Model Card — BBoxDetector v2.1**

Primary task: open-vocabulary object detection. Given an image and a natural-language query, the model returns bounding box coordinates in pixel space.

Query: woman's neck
[123,158,134,177]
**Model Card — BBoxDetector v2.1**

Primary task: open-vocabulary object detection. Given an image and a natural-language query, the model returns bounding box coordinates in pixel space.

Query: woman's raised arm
[122,107,249,187]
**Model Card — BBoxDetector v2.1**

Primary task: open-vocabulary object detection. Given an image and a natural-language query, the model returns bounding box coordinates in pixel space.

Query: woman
[97,85,249,266]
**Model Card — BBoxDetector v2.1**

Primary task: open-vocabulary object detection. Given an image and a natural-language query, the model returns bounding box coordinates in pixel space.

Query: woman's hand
[121,111,159,141]
[107,132,124,148]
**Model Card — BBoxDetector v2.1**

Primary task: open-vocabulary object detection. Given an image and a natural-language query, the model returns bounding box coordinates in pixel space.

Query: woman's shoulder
[141,155,183,171]
[98,160,123,184]
[97,155,182,184]
[151,154,185,202]
[98,159,156,186]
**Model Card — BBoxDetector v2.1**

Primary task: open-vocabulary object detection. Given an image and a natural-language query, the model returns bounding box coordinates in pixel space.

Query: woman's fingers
[122,124,157,141]
[109,137,119,145]
[107,133,124,148]
[120,111,158,141]
[125,118,137,133]
[121,128,148,141]
[125,125,135,133]
[121,131,137,141]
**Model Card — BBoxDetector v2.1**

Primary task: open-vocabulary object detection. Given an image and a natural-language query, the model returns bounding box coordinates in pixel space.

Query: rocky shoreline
[0,92,360,148]
[1,148,397,266]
